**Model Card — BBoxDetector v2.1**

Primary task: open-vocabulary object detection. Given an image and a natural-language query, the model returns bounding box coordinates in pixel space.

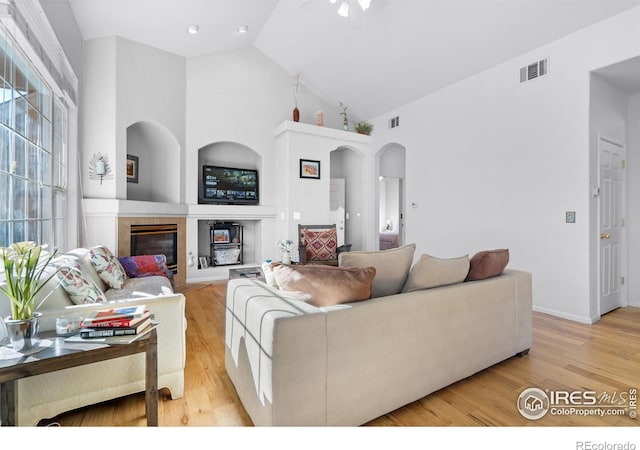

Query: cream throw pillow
[89,245,127,289]
[339,244,416,298]
[401,254,470,293]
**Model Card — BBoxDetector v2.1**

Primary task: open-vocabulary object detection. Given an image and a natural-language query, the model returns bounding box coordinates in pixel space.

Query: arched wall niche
[126,121,181,203]
[197,141,262,204]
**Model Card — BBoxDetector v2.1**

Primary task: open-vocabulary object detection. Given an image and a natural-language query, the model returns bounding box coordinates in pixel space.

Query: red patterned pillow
[302,228,338,262]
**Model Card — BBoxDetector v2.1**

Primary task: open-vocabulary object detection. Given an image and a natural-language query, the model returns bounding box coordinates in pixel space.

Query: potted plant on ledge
[0,241,59,351]
[355,121,373,135]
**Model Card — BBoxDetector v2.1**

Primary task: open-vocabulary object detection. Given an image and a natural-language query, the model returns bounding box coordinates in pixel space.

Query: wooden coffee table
[0,326,158,426]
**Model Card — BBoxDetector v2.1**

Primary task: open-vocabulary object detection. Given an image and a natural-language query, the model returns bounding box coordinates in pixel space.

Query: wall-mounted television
[201,165,259,205]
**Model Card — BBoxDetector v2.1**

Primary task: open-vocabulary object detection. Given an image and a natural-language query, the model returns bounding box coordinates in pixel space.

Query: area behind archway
[377,143,406,249]
[126,121,181,203]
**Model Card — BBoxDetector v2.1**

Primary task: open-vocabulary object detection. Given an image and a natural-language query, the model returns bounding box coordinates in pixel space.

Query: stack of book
[79,305,152,339]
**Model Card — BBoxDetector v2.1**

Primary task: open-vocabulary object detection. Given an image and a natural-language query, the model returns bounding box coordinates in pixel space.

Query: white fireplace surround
[82,199,277,284]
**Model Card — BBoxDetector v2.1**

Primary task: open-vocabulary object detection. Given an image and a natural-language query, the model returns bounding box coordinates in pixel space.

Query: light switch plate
[566,211,576,223]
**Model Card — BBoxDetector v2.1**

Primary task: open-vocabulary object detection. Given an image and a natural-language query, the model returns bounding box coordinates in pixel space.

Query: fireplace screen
[130,224,178,274]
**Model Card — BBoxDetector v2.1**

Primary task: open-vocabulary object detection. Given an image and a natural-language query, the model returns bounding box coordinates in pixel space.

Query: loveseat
[225,245,532,426]
[0,246,187,426]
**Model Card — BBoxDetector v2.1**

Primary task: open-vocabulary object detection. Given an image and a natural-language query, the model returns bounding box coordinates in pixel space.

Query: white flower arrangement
[276,239,294,254]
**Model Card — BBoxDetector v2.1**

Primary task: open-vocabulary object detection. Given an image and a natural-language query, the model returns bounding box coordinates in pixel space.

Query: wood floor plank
[39,283,640,427]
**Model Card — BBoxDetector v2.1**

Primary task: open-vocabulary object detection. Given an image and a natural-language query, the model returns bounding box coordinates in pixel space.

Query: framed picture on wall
[126,154,139,183]
[300,159,320,179]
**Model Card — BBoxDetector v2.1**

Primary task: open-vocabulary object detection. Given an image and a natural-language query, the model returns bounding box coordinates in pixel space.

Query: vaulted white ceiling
[55,0,640,119]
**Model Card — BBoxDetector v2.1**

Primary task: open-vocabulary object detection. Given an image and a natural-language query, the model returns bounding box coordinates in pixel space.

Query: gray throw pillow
[339,244,416,298]
[401,254,470,292]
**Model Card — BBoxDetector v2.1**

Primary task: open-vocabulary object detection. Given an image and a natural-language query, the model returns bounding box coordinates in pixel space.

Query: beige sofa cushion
[339,244,416,298]
[402,254,470,292]
[465,249,509,281]
[271,263,376,307]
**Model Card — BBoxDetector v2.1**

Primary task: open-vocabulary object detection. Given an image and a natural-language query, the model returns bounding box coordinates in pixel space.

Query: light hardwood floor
[39,282,640,427]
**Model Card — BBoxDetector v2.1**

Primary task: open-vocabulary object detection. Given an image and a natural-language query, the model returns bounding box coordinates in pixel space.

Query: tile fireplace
[118,217,186,286]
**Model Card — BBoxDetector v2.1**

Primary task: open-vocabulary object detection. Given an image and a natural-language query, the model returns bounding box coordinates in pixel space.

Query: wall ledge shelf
[274,120,372,144]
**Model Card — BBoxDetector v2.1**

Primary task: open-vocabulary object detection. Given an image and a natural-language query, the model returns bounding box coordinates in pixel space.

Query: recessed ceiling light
[187,24,199,34]
[237,25,248,34]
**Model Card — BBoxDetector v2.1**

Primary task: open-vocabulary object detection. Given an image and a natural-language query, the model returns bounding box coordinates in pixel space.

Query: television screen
[202,165,259,205]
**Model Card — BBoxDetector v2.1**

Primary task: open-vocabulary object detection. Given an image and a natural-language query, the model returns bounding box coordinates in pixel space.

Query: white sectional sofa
[0,247,187,426]
[225,245,532,426]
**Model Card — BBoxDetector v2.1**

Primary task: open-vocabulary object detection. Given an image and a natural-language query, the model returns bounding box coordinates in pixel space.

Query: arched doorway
[377,143,406,249]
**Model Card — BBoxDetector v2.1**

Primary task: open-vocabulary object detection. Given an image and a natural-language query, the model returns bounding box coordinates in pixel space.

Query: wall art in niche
[300,159,320,179]
[126,154,139,183]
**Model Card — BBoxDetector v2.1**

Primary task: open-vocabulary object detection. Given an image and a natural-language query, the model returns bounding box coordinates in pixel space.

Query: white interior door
[329,178,346,246]
[599,136,624,315]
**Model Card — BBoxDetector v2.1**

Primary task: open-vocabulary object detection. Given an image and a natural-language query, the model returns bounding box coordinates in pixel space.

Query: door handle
[600,233,611,239]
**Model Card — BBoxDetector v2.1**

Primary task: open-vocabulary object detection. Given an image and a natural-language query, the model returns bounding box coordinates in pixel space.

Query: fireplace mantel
[83,199,188,217]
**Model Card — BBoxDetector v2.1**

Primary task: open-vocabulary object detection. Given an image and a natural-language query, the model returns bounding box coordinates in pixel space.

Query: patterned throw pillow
[302,228,338,262]
[56,262,107,305]
[89,245,127,289]
[118,254,175,288]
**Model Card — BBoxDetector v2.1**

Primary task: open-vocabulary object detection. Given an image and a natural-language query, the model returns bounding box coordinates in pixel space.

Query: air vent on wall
[520,58,548,84]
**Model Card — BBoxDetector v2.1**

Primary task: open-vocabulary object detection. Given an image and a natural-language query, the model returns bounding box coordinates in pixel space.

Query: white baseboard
[532,305,597,324]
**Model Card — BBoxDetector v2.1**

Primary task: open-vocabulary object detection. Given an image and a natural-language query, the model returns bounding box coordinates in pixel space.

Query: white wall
[81,37,118,199]
[370,7,640,323]
[115,37,186,202]
[627,93,640,307]
[274,122,373,257]
[82,37,186,201]
[185,47,354,269]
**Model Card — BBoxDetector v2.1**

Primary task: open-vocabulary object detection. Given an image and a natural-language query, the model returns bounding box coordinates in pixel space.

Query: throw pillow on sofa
[338,243,416,298]
[56,261,107,305]
[401,253,470,292]
[118,254,175,288]
[89,245,127,289]
[465,249,510,281]
[271,263,376,307]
